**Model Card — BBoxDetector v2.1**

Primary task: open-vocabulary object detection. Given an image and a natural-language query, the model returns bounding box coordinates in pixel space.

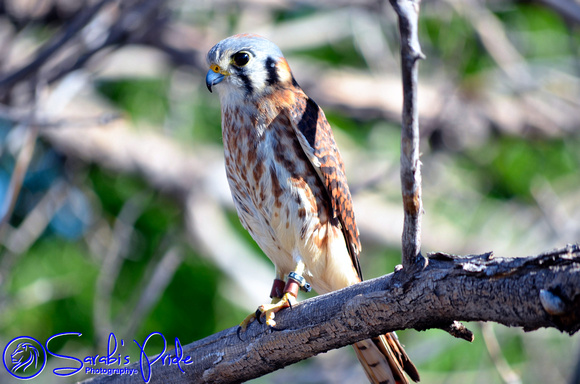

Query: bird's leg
[268,277,286,304]
[239,262,312,331]
[239,269,286,332]
[258,261,311,327]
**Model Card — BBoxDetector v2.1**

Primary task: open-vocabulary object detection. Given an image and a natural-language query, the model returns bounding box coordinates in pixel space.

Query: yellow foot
[237,293,296,337]
[256,292,296,327]
[238,295,284,332]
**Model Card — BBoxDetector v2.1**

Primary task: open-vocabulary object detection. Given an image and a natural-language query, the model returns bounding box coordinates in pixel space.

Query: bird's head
[206,34,296,102]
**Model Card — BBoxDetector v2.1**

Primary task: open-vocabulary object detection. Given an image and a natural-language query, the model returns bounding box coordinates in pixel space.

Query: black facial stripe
[265,57,279,85]
[291,75,299,88]
[238,70,254,96]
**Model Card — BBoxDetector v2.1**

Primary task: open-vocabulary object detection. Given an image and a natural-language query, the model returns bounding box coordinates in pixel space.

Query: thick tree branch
[389,0,427,271]
[83,244,580,384]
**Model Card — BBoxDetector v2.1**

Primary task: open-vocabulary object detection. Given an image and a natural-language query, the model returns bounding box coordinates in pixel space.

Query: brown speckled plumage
[290,94,362,276]
[206,34,419,384]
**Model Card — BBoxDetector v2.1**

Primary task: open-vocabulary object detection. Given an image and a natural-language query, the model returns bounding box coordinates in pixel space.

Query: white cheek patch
[278,66,292,84]
[249,63,268,94]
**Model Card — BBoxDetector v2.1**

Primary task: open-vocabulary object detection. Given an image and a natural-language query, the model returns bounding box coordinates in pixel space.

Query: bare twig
[0,0,114,92]
[2,180,69,255]
[389,0,426,271]
[0,104,121,128]
[0,125,39,235]
[0,180,68,312]
[46,0,171,85]
[82,244,580,384]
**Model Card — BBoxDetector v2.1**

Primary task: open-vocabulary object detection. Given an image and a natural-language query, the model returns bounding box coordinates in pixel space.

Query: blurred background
[0,0,579,383]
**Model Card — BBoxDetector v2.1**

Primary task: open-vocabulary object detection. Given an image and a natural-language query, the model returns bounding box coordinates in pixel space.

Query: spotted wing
[289,93,363,279]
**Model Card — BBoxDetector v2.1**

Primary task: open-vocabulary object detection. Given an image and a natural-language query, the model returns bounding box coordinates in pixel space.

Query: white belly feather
[223,115,359,294]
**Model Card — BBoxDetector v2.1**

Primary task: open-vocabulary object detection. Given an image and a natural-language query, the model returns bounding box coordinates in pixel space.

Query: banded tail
[353,332,420,384]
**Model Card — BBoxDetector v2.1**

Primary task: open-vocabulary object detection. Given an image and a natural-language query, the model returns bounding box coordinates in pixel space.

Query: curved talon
[255,309,263,324]
[238,311,257,334]
[236,326,247,341]
[256,292,296,328]
[238,293,296,337]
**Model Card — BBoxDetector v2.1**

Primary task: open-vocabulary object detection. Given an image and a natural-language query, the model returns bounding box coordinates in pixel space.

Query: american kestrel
[206,34,419,384]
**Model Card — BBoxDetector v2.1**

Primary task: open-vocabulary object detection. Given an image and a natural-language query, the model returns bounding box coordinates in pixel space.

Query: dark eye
[232,52,250,67]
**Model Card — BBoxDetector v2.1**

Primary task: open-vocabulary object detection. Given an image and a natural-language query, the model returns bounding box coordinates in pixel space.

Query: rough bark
[83,244,580,384]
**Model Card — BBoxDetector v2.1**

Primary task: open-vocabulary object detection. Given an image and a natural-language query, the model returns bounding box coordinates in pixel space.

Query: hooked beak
[206,70,225,93]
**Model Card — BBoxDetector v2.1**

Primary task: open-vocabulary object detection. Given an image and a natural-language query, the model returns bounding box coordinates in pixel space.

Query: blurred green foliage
[498,4,571,59]
[97,79,170,125]
[293,38,369,68]
[4,239,96,340]
[422,11,495,76]
[462,137,579,201]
